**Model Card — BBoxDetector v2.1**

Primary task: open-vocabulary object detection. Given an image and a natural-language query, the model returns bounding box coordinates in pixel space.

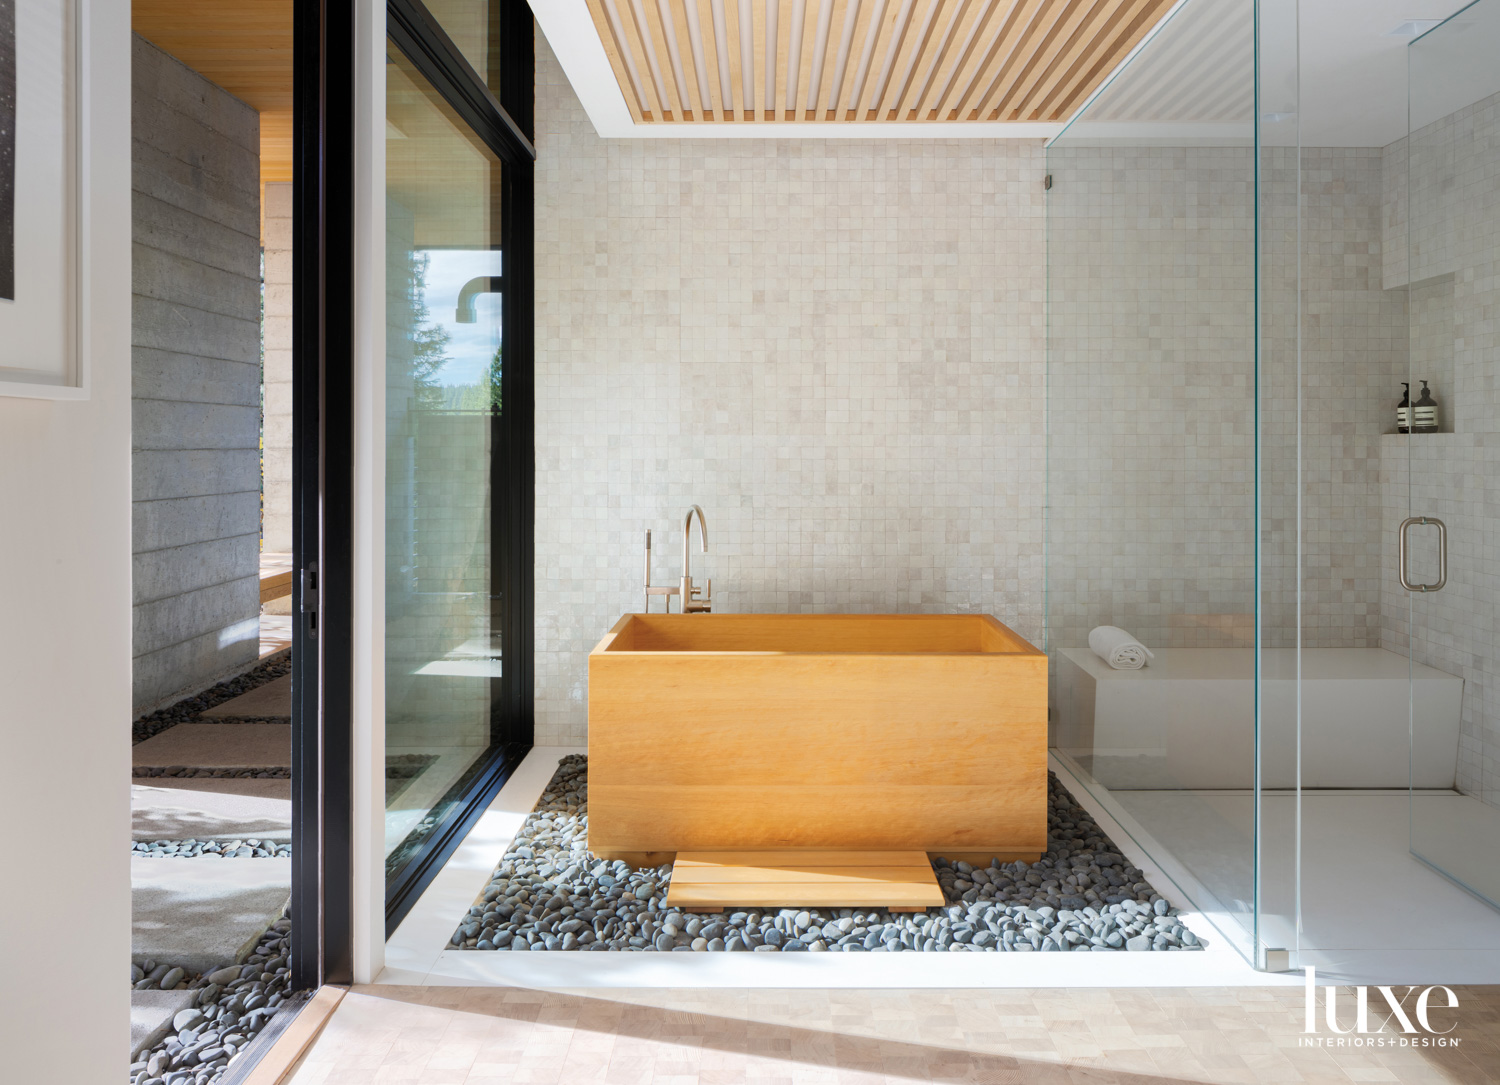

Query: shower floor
[1102,784,1500,982]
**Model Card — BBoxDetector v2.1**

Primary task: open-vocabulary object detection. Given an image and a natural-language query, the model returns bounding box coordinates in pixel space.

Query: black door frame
[290,0,355,990]
[289,0,535,984]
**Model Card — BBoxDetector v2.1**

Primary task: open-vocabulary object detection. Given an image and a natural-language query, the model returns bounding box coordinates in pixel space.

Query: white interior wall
[0,0,133,1077]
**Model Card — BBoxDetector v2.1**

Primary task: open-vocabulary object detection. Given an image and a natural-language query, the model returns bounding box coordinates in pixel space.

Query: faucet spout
[683,504,707,575]
[681,505,711,613]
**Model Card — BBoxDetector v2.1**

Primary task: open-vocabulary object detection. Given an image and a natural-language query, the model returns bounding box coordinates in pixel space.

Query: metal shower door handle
[1399,516,1447,592]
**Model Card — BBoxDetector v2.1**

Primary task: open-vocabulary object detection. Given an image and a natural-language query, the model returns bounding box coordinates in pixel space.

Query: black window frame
[380,0,536,935]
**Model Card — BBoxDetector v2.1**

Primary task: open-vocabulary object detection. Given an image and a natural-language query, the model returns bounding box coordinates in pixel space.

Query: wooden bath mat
[664,849,944,912]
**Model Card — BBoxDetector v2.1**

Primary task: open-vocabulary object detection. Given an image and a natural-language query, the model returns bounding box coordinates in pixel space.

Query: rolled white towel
[1089,626,1155,670]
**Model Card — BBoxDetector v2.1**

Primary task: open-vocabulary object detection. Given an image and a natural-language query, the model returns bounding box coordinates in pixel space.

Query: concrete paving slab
[132,723,290,769]
[132,856,292,972]
[132,784,292,842]
[136,777,292,801]
[131,989,196,1059]
[201,674,291,717]
[259,615,293,658]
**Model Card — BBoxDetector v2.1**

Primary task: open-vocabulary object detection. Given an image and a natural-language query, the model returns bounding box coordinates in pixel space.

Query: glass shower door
[1045,0,1262,968]
[1405,0,1500,908]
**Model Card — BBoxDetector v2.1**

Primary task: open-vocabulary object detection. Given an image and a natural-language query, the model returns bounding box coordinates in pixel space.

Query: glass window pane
[384,41,505,881]
[421,0,500,95]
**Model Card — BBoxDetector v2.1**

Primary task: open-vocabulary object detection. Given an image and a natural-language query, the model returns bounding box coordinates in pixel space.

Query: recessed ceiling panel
[583,0,1179,123]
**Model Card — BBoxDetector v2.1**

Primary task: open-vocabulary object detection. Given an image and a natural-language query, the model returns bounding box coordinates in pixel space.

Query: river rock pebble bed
[132,652,292,745]
[132,839,292,860]
[455,755,1207,954]
[129,914,292,1085]
[133,766,292,780]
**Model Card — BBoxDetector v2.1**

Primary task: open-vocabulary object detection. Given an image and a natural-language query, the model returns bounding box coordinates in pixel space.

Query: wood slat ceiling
[585,0,1177,123]
[132,1,294,183]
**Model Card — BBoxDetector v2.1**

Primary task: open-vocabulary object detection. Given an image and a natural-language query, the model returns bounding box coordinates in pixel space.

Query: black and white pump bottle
[1414,380,1440,433]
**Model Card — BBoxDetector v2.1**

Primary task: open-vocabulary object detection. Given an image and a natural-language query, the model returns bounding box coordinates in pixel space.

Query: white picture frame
[0,0,87,400]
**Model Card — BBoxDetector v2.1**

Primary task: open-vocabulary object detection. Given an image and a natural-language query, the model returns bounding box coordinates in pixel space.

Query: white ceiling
[532,0,1480,144]
[1298,0,1473,145]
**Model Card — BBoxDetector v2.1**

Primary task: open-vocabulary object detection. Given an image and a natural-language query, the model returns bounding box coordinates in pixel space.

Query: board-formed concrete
[131,33,263,716]
[132,723,291,770]
[132,857,291,972]
[132,783,292,842]
[200,674,292,718]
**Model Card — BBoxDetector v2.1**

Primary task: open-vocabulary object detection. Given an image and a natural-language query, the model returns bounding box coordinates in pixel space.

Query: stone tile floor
[285,984,1500,1084]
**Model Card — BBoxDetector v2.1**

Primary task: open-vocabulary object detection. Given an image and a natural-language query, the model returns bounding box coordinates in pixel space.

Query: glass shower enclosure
[1046,0,1500,971]
[1045,0,1265,966]
[1404,0,1500,910]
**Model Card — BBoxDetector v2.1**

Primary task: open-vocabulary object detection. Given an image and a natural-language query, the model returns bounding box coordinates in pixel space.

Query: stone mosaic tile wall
[262,183,294,557]
[1045,145,1400,654]
[1045,144,1258,653]
[1380,90,1500,806]
[533,35,1045,742]
[1262,147,1407,649]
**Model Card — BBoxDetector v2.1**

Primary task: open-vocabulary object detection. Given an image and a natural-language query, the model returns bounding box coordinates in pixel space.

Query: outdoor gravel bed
[129,912,293,1085]
[132,651,292,746]
[454,755,1207,954]
[132,839,291,859]
[133,766,292,780]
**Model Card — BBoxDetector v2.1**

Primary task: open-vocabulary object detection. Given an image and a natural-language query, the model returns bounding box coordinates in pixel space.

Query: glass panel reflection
[1045,0,1260,965]
[420,0,499,93]
[385,42,504,880]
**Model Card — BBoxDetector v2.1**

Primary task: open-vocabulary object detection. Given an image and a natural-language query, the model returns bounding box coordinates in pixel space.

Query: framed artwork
[0,0,87,400]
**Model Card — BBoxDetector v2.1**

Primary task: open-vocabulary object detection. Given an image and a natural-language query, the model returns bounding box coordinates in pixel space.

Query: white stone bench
[1056,647,1462,790]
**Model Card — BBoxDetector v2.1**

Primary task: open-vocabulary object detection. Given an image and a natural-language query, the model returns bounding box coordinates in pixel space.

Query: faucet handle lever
[684,579,712,612]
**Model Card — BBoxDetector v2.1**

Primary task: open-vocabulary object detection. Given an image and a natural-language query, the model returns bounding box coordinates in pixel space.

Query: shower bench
[1054,647,1462,790]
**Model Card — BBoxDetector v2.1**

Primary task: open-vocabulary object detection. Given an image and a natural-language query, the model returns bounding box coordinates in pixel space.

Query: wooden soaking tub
[586,613,1047,866]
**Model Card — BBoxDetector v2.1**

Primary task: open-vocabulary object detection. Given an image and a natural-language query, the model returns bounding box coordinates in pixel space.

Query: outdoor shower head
[455,275,504,323]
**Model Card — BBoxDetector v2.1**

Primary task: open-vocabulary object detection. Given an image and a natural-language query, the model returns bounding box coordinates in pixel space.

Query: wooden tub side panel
[587,649,1047,855]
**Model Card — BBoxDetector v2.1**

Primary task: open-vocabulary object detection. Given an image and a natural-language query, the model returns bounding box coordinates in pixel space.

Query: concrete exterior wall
[131,34,263,715]
[262,181,294,556]
[0,1,134,1077]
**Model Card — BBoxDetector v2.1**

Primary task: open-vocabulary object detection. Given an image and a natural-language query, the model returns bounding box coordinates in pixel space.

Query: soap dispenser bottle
[1414,380,1440,433]
[1397,383,1410,433]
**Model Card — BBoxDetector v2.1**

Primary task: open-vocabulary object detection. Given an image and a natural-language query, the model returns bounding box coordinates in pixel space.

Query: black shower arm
[455,275,504,323]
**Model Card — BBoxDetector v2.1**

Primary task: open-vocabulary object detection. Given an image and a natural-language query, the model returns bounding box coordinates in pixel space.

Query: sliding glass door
[381,0,533,930]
